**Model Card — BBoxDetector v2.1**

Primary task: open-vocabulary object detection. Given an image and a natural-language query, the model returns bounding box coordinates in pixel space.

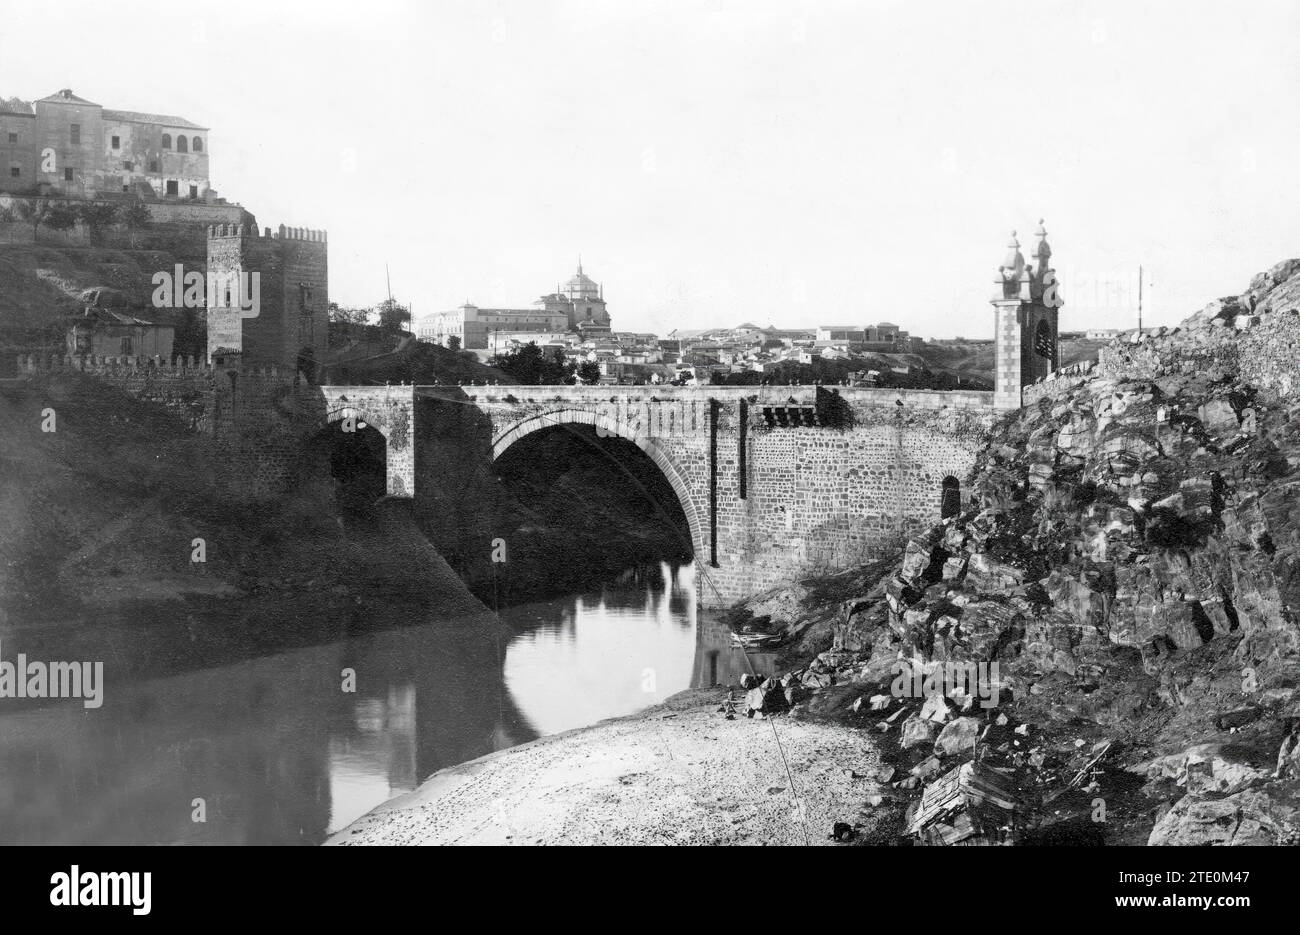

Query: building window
[1033,318,1054,359]
[111,135,120,149]
[120,336,133,355]
[63,168,73,181]
[161,134,171,149]
[165,180,178,196]
[940,476,962,519]
[9,167,18,177]
[189,184,198,199]
[176,136,188,153]
[70,123,80,144]
[123,160,133,171]
[192,137,202,152]
[148,159,158,172]
[6,132,16,143]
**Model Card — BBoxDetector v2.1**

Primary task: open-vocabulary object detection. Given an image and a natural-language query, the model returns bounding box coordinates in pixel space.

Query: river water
[0,562,774,845]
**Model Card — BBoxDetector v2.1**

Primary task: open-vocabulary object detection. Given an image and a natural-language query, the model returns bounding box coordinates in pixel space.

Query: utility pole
[1137,265,1143,335]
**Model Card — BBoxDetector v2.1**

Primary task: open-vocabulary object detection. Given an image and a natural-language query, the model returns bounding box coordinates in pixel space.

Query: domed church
[537,259,612,333]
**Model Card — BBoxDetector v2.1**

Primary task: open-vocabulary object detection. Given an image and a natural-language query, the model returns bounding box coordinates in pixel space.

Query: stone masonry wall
[467,385,994,605]
[16,353,335,499]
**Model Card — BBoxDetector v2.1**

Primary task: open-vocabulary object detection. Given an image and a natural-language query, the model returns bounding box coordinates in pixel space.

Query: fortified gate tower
[991,220,1062,410]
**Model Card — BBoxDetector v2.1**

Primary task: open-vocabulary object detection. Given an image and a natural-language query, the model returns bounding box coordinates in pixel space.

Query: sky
[3,0,1297,338]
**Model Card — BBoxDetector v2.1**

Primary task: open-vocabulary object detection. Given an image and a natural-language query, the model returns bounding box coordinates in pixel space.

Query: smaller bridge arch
[319,386,416,497]
[491,407,708,562]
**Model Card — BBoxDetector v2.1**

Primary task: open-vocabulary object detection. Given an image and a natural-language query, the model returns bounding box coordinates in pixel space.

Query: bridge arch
[323,402,391,437]
[491,408,706,560]
[317,388,416,498]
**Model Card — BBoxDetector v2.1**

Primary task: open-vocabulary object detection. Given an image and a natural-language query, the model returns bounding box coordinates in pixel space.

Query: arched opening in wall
[302,419,387,514]
[1030,318,1054,381]
[176,136,188,153]
[940,475,962,519]
[493,423,694,600]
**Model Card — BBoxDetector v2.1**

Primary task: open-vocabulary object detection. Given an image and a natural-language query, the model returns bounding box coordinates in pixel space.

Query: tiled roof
[102,109,207,131]
[36,90,100,106]
[79,308,158,327]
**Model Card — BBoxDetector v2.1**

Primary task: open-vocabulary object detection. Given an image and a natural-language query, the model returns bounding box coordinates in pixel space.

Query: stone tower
[206,223,329,375]
[991,220,1062,410]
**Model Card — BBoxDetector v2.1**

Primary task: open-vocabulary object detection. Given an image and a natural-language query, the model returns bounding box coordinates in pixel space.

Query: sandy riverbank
[328,687,890,846]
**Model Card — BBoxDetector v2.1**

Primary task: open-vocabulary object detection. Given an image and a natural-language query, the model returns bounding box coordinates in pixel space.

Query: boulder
[1198,397,1239,434]
[745,678,790,716]
[1148,788,1297,846]
[934,716,982,757]
[920,692,955,723]
[1139,742,1270,795]
[910,755,942,779]
[901,714,940,750]
[965,553,1025,596]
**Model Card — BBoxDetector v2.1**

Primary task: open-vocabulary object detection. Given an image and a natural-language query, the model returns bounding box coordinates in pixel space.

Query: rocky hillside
[0,241,207,369]
[731,259,1300,846]
[916,336,1110,388]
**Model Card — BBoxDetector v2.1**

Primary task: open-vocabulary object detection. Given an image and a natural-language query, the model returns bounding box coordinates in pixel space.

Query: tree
[577,360,601,385]
[120,201,152,247]
[76,201,119,245]
[172,306,206,362]
[12,198,51,237]
[447,335,461,351]
[44,201,79,237]
[492,342,578,385]
[328,303,372,326]
[551,347,579,385]
[376,297,411,333]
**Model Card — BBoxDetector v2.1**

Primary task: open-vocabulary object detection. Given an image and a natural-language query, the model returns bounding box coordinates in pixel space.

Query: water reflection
[0,561,772,845]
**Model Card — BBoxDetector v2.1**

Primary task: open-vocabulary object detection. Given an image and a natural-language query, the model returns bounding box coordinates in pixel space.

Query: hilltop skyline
[2,0,1298,339]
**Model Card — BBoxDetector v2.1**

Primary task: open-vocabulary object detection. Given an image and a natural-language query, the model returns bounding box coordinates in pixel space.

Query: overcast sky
[3,0,1297,337]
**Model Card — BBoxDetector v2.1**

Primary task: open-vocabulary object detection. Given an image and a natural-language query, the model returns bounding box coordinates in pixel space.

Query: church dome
[563,261,601,299]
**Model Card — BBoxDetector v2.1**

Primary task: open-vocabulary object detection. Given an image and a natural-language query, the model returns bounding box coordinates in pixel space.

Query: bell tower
[991,220,1062,410]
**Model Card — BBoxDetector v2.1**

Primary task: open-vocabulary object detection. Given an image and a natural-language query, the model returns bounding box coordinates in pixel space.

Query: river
[0,562,774,845]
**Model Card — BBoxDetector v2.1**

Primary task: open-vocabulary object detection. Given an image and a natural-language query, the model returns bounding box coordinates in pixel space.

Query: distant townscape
[0,88,1113,393]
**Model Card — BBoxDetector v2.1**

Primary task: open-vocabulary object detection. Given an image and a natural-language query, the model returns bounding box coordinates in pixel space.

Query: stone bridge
[321,383,995,605]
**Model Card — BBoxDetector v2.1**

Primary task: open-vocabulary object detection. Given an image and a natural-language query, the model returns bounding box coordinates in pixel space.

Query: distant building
[67,290,174,359]
[816,325,867,342]
[1085,327,1121,340]
[1,88,211,201]
[759,326,816,341]
[814,321,909,346]
[418,261,614,349]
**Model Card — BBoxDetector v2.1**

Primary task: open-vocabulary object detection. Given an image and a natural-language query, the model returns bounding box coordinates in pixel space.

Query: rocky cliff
[734,259,1300,846]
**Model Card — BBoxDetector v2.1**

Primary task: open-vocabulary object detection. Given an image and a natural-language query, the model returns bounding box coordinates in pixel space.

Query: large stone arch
[491,408,706,559]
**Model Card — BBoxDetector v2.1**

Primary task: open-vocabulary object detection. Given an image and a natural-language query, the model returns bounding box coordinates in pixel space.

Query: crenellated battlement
[206,223,327,243]
[15,353,298,382]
